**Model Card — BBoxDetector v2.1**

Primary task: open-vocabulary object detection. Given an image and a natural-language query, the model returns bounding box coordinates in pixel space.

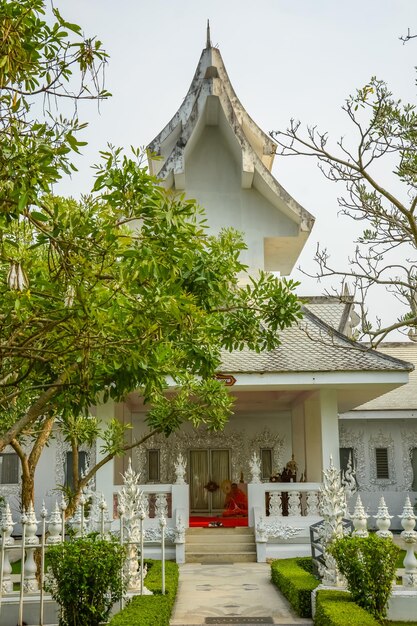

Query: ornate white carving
[174,453,187,484]
[351,495,369,537]
[174,515,186,544]
[306,491,319,516]
[401,429,417,491]
[54,433,96,495]
[155,493,168,518]
[288,491,301,516]
[339,426,366,488]
[1,503,15,592]
[269,491,282,516]
[319,457,347,587]
[375,496,393,539]
[249,452,262,484]
[341,451,357,501]
[144,527,176,543]
[256,516,302,540]
[47,502,63,544]
[118,460,148,591]
[136,426,284,485]
[400,496,417,588]
[249,428,284,478]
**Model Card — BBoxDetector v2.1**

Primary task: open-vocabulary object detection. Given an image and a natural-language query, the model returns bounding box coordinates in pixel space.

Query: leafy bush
[45,534,126,626]
[328,534,400,622]
[108,560,179,625]
[270,557,319,618]
[315,590,379,626]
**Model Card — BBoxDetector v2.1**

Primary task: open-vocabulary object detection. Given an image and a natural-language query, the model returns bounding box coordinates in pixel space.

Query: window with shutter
[0,454,19,484]
[375,448,389,479]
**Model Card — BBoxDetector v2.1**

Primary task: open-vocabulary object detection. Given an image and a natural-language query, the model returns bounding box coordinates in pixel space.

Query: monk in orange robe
[223,483,248,517]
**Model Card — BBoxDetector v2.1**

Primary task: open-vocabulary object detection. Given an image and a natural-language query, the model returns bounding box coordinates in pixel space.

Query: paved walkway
[170,563,313,626]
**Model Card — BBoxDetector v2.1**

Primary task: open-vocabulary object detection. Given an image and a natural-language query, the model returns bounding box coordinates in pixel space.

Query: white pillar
[319,389,340,471]
[304,390,340,482]
[291,402,306,480]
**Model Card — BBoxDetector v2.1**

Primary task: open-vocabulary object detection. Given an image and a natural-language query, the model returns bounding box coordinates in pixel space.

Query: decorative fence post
[375,496,393,539]
[118,459,152,595]
[351,495,369,537]
[318,456,347,586]
[23,503,39,592]
[160,513,166,595]
[0,503,14,593]
[400,496,417,588]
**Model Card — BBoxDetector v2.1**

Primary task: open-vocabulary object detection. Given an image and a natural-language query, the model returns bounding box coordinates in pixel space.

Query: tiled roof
[220,308,414,374]
[303,297,352,333]
[353,343,417,410]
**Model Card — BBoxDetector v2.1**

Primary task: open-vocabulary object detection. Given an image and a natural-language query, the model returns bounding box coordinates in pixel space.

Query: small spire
[206,19,212,48]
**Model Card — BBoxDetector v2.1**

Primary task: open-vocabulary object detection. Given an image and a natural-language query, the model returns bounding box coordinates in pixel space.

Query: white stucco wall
[339,416,417,526]
[184,126,298,273]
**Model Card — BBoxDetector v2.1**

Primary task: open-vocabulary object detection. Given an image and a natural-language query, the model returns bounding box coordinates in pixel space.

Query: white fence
[0,466,189,626]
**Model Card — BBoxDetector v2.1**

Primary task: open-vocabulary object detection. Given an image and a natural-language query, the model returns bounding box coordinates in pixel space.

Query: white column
[319,389,340,471]
[304,390,339,482]
[291,402,306,480]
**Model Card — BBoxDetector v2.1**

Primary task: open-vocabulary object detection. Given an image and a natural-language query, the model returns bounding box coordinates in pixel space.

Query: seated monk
[223,483,248,517]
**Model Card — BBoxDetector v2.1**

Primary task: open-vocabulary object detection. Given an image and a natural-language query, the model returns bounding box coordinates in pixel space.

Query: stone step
[187,526,253,534]
[186,534,255,545]
[186,541,256,553]
[185,552,257,563]
[185,527,256,563]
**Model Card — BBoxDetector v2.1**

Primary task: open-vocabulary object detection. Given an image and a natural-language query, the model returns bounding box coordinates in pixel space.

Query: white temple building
[1,30,416,561]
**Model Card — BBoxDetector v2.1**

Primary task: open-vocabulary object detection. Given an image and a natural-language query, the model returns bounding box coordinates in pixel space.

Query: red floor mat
[189,515,248,527]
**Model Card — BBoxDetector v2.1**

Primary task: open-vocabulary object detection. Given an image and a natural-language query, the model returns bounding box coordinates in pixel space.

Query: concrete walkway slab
[170,563,313,625]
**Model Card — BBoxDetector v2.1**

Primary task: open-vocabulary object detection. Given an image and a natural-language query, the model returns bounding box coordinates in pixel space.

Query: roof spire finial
[206,19,212,49]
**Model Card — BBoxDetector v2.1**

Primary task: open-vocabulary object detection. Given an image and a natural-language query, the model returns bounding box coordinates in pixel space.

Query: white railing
[248,481,322,525]
[0,474,189,625]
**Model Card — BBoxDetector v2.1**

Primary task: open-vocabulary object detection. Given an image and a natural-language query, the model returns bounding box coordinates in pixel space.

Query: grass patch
[108,559,179,626]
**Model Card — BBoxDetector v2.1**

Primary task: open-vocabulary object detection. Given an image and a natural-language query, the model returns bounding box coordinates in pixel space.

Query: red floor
[189,515,248,527]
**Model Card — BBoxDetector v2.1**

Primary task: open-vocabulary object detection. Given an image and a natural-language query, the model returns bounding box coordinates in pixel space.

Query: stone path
[170,563,313,626]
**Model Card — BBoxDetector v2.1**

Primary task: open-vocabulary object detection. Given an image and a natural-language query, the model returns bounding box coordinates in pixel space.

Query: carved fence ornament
[318,456,347,587]
[118,459,150,593]
[351,495,369,538]
[400,496,417,588]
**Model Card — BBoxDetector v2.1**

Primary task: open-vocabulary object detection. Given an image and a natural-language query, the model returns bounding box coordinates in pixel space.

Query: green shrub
[328,534,400,622]
[108,560,179,626]
[315,589,379,626]
[45,533,126,626]
[270,557,319,618]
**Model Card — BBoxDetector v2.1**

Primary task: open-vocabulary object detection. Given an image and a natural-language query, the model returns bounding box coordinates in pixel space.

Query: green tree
[272,76,417,345]
[45,534,126,626]
[328,534,400,622]
[0,2,302,514]
[1,147,301,513]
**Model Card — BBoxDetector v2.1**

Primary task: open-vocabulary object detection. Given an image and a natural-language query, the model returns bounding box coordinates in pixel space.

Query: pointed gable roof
[147,39,315,275]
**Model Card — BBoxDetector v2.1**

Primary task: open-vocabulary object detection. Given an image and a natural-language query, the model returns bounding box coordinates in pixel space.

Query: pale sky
[55,1,417,336]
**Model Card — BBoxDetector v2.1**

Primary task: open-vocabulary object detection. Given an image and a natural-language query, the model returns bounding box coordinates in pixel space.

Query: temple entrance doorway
[189,449,230,513]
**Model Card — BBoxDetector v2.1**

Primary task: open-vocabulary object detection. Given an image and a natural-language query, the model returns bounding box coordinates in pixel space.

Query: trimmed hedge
[314,590,379,626]
[108,560,179,626]
[270,557,319,618]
